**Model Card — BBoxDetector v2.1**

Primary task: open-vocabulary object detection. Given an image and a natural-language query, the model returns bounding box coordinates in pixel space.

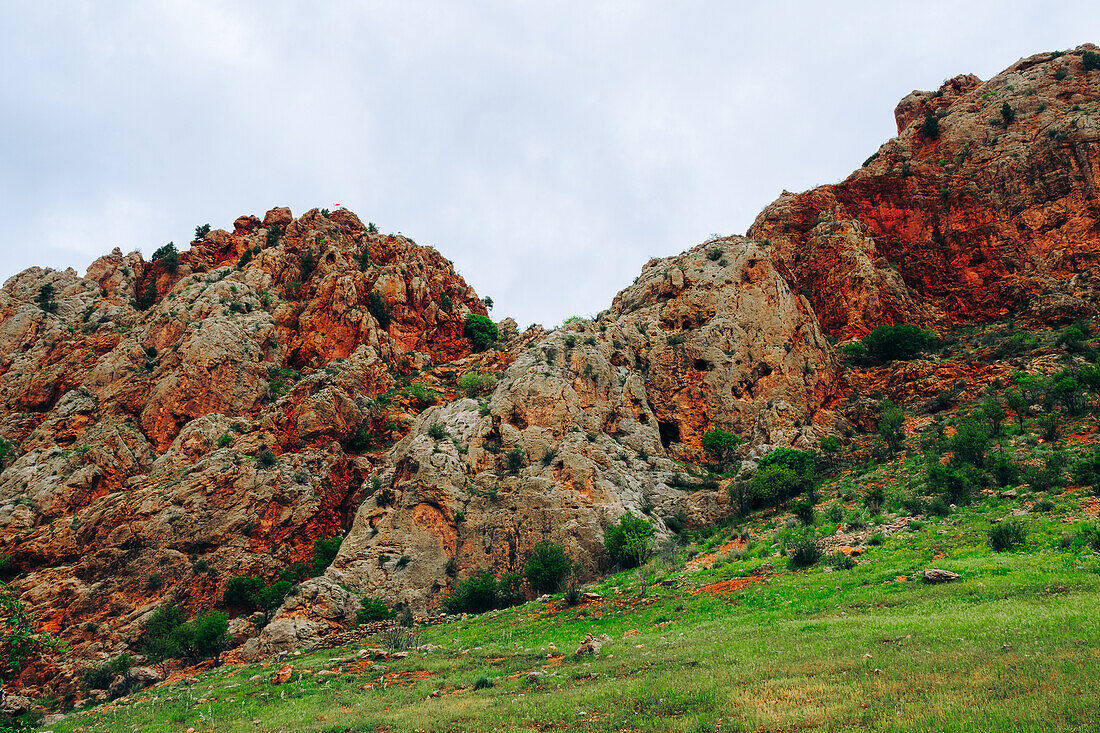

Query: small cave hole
[658,420,680,449]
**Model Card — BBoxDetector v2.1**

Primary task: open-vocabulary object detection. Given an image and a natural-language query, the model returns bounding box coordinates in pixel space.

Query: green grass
[45,501,1100,732]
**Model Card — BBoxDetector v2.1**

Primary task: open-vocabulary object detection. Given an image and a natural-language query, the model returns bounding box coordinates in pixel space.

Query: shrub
[464,314,499,352]
[829,552,855,570]
[707,248,723,261]
[701,430,743,469]
[136,279,158,310]
[444,571,523,614]
[921,112,940,139]
[863,324,938,363]
[357,597,395,624]
[867,532,885,546]
[217,433,232,448]
[173,610,229,662]
[473,675,494,690]
[523,541,571,594]
[1000,102,1015,125]
[0,582,58,680]
[787,536,821,569]
[265,224,282,247]
[949,418,990,467]
[223,575,266,609]
[742,465,801,513]
[1073,448,1100,493]
[505,447,526,473]
[841,342,869,363]
[1037,413,1062,442]
[979,397,1006,435]
[877,400,906,452]
[988,450,1021,487]
[758,448,816,482]
[35,284,58,313]
[989,520,1027,552]
[1049,372,1085,415]
[926,462,982,505]
[1083,49,1100,71]
[604,514,655,569]
[299,248,317,280]
[194,223,211,240]
[139,604,187,663]
[257,448,277,468]
[428,422,448,441]
[151,242,180,271]
[310,536,342,576]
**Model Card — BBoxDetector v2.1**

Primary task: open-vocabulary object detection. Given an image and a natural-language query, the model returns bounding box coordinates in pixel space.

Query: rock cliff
[1,45,1098,696]
[749,44,1100,339]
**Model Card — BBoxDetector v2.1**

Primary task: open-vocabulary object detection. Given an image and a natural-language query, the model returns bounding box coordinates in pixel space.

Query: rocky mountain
[0,44,1098,697]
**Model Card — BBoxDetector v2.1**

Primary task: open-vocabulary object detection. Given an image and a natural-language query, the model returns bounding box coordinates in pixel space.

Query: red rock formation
[750,45,1100,338]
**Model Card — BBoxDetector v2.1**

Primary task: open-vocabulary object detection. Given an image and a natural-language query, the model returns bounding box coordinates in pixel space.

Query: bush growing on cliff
[877,400,906,453]
[604,514,655,569]
[35,284,58,314]
[223,575,292,622]
[1000,102,1016,125]
[151,242,179,272]
[194,223,211,240]
[357,597,395,624]
[0,582,59,681]
[862,324,938,363]
[921,112,940,140]
[464,314,499,352]
[524,541,571,594]
[310,536,343,576]
[701,430,743,470]
[1083,50,1100,71]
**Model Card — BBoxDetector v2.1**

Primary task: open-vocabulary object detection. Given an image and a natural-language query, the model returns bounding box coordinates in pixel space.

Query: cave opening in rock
[658,420,680,448]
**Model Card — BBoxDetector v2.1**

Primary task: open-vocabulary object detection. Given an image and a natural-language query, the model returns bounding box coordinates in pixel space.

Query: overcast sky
[2,2,1097,327]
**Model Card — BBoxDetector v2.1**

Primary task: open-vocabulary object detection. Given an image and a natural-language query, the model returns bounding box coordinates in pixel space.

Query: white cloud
[1,1,1098,322]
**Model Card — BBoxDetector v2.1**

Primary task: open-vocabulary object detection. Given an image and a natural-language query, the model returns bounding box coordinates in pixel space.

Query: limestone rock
[920,568,961,584]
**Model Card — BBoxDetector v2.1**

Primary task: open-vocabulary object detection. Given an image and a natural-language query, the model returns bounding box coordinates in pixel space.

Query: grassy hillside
[33,321,1100,731]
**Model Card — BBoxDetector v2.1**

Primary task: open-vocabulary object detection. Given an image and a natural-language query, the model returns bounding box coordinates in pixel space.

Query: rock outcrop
[262,237,840,644]
[1,44,1098,699]
[750,45,1100,339]
[0,207,485,691]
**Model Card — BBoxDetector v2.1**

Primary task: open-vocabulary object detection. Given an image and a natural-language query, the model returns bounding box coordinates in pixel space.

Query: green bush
[174,610,229,662]
[0,582,57,680]
[35,283,58,313]
[701,430,743,469]
[949,418,989,467]
[877,400,906,452]
[926,462,983,505]
[921,113,940,139]
[257,448,277,468]
[357,597,395,624]
[464,314,499,352]
[505,447,526,473]
[1000,102,1015,125]
[1083,50,1100,71]
[787,536,821,569]
[444,571,524,614]
[428,422,448,441]
[310,536,342,576]
[829,552,855,570]
[1073,448,1100,493]
[151,242,180,271]
[604,514,655,569]
[217,433,232,448]
[194,223,211,240]
[989,520,1027,552]
[862,324,938,363]
[473,675,494,690]
[523,541,571,594]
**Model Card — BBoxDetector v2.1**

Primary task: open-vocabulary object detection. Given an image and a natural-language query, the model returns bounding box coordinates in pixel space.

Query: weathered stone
[920,568,961,584]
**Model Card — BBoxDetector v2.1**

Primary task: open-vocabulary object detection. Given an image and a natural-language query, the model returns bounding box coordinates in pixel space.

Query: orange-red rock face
[750,45,1100,338]
[0,206,486,692]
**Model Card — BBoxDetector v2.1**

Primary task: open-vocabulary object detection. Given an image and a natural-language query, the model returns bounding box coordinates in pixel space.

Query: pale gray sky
[2,2,1097,327]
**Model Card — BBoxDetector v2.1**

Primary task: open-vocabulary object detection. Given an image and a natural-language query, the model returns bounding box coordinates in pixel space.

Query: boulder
[920,568,961,584]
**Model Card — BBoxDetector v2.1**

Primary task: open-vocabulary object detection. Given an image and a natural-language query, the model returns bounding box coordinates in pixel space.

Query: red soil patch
[690,576,762,596]
[686,538,747,571]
